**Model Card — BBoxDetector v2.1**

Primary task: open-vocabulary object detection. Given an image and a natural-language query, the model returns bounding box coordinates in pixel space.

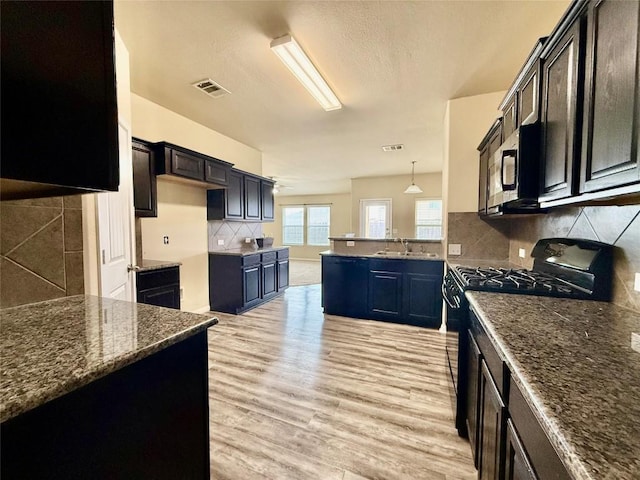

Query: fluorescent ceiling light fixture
[270,34,342,111]
[404,161,423,194]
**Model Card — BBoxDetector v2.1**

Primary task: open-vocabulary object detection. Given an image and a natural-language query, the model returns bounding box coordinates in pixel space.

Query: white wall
[131,94,262,174]
[131,94,263,313]
[443,92,505,213]
[351,173,443,238]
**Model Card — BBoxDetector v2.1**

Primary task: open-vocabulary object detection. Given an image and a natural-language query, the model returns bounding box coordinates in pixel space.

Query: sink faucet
[401,238,410,254]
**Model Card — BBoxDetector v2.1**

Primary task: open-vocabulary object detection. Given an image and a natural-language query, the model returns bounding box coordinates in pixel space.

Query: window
[415,199,442,240]
[282,205,330,246]
[359,199,392,238]
[307,206,330,246]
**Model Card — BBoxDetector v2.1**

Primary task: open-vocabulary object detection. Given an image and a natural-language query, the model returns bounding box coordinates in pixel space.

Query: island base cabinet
[1,332,210,480]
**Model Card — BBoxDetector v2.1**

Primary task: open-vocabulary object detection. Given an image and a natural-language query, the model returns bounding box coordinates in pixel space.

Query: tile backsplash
[208,220,263,252]
[1,196,84,308]
[447,212,511,261]
[449,205,640,312]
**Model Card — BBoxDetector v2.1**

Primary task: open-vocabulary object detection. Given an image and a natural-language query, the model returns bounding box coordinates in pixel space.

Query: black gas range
[442,237,614,437]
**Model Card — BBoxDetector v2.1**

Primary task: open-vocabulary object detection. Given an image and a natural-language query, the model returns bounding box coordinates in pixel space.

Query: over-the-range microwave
[486,123,541,215]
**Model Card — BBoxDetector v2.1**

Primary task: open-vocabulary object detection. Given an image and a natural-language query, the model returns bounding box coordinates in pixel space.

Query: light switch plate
[631,332,640,354]
[634,273,640,292]
[448,244,461,256]
[217,239,224,246]
[519,248,526,258]
[346,241,355,247]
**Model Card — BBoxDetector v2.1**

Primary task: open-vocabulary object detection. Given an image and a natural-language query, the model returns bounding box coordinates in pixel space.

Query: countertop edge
[329,237,442,243]
[320,250,442,260]
[209,246,289,256]
[465,292,593,480]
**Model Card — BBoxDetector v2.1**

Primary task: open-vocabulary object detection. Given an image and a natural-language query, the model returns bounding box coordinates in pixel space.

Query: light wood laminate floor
[208,285,476,480]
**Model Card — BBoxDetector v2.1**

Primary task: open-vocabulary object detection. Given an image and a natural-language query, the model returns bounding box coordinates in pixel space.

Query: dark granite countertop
[209,246,288,257]
[329,236,442,243]
[466,291,640,480]
[320,250,441,260]
[0,295,218,422]
[138,259,182,272]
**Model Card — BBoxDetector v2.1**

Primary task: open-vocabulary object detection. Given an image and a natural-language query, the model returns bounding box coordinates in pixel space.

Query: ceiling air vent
[192,78,230,98]
[382,144,404,152]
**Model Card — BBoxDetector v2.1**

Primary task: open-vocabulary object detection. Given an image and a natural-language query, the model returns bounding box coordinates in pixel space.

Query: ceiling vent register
[382,144,404,152]
[192,78,230,98]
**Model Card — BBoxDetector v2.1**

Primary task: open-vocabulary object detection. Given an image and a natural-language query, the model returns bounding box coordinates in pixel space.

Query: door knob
[127,264,141,273]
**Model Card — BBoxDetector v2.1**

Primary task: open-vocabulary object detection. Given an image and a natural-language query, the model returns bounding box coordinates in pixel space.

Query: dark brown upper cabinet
[261,179,275,221]
[244,175,262,220]
[207,170,275,222]
[502,95,517,140]
[0,1,119,200]
[154,142,232,188]
[518,58,543,126]
[539,15,585,203]
[132,138,158,217]
[579,0,640,194]
[477,120,502,215]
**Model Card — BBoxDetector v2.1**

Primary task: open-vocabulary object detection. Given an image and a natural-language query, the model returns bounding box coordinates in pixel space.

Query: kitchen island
[466,291,640,480]
[1,295,217,479]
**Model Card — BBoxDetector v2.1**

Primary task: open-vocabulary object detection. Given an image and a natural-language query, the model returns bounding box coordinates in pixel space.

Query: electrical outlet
[519,248,526,258]
[163,236,169,245]
[448,244,461,256]
[634,273,640,292]
[217,239,224,246]
[245,237,252,244]
[346,241,355,247]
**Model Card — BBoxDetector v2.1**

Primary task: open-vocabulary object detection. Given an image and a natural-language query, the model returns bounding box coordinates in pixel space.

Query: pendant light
[404,161,423,194]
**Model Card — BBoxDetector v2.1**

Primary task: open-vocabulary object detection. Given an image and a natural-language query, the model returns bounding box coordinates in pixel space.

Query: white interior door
[97,120,136,301]
[359,198,393,238]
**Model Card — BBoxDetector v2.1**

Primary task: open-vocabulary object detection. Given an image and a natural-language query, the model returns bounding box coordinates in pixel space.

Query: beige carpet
[288,259,321,286]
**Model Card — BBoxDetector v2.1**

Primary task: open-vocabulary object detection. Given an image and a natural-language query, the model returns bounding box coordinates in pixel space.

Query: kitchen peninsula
[1,295,217,479]
[321,246,444,328]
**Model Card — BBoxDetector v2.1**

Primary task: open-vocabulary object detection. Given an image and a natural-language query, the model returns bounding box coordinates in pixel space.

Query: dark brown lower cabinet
[262,260,277,300]
[505,419,537,480]
[277,258,289,291]
[465,309,572,480]
[209,249,289,314]
[136,266,180,310]
[479,361,505,480]
[1,332,209,479]
[467,331,482,467]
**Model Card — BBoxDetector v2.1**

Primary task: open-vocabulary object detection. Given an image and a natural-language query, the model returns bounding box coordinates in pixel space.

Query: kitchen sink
[374,251,439,258]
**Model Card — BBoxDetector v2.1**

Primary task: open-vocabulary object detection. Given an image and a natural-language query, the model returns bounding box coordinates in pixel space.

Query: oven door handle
[441,283,461,309]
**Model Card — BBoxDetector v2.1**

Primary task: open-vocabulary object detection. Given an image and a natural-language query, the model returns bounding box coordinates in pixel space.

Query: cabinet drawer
[261,251,277,263]
[136,266,179,291]
[242,254,261,267]
[276,248,289,260]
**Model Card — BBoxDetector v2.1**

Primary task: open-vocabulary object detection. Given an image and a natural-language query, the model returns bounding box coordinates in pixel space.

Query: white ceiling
[114,0,570,196]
